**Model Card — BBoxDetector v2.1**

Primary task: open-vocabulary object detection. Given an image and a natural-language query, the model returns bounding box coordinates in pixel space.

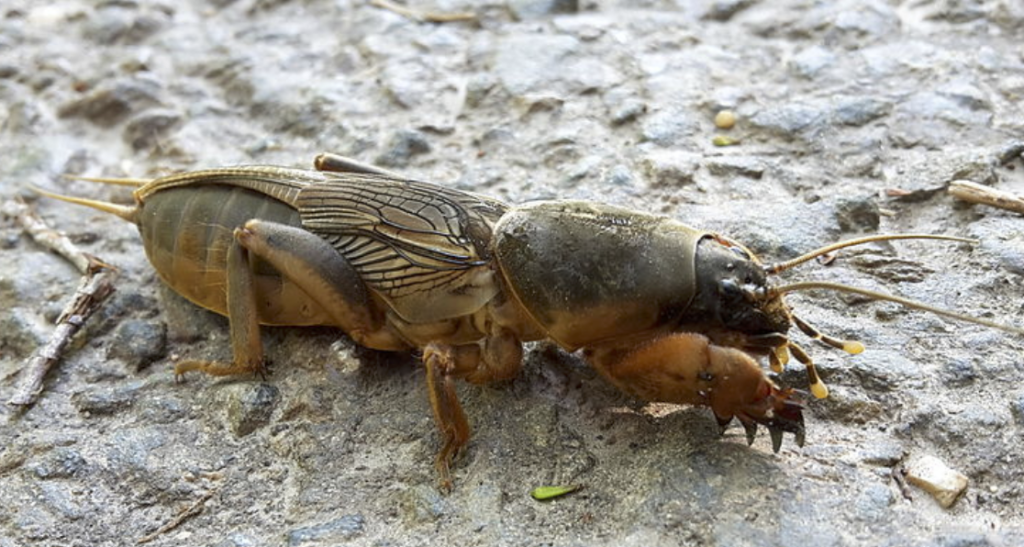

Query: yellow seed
[531,484,581,501]
[714,110,736,129]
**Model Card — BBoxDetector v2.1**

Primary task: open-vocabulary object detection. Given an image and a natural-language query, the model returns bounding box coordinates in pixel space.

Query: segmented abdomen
[138,184,331,326]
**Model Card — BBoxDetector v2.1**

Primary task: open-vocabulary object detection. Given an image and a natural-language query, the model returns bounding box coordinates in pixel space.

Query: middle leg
[421,327,523,491]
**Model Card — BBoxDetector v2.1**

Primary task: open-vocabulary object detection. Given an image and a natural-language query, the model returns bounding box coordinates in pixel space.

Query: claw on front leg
[740,418,758,446]
[731,387,806,452]
[718,391,805,453]
[587,332,807,452]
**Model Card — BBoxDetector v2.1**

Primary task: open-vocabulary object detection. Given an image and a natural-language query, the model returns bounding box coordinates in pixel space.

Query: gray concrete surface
[2,1,1023,546]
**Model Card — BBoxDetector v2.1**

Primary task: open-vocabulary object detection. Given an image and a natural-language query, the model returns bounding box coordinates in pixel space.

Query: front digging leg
[585,332,805,452]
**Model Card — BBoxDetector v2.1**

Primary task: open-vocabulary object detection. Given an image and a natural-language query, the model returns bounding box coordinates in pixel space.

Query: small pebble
[57,78,162,126]
[834,196,881,231]
[286,514,365,545]
[714,110,736,129]
[123,109,182,150]
[508,0,579,20]
[1011,394,1024,427]
[705,156,764,178]
[227,383,281,437]
[610,99,646,125]
[376,129,431,168]
[748,103,826,139]
[641,106,700,145]
[107,319,167,371]
[703,0,756,21]
[30,448,87,480]
[904,454,968,508]
[71,383,143,415]
[641,150,700,187]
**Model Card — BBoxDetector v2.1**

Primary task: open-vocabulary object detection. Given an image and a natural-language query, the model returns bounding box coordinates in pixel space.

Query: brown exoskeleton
[37,153,1024,490]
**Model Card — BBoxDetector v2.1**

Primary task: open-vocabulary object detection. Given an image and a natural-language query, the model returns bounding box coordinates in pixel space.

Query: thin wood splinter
[136,489,218,544]
[370,0,476,23]
[948,179,1024,216]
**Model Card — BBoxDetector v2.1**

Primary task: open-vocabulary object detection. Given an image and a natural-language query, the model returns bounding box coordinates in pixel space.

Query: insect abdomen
[139,184,330,326]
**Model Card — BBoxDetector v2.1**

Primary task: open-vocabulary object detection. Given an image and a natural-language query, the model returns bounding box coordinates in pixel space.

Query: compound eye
[719,279,742,297]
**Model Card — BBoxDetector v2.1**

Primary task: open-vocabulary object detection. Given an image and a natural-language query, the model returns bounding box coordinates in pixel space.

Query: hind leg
[175,234,267,378]
[175,220,408,378]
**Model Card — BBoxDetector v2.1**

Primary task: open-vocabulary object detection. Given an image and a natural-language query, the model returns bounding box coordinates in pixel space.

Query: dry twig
[891,465,914,502]
[3,199,118,408]
[137,489,218,544]
[370,0,476,23]
[948,180,1024,216]
[2,199,96,273]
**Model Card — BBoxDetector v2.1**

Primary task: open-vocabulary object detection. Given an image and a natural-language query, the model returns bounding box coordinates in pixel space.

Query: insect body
[39,154,1024,490]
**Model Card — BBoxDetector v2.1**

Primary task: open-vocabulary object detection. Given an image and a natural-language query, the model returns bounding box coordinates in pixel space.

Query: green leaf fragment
[712,135,740,146]
[531,484,581,501]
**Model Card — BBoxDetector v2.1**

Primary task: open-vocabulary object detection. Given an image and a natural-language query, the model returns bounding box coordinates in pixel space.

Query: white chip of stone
[905,454,969,508]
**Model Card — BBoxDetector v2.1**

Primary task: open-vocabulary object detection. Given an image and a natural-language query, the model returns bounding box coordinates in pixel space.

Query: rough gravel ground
[2,1,1024,546]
